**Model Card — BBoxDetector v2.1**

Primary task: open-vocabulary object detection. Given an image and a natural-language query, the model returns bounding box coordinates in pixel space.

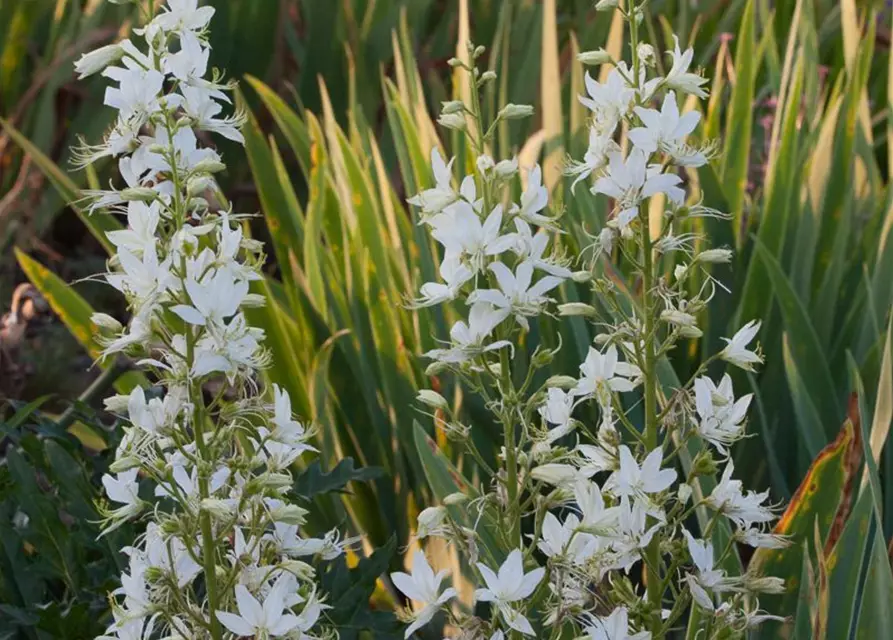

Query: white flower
[537,512,598,562]
[140,523,202,588]
[152,0,215,35]
[106,202,161,256]
[593,150,684,235]
[424,302,511,364]
[694,374,752,454]
[611,496,662,571]
[103,469,140,506]
[574,345,641,403]
[629,92,707,166]
[98,612,155,640]
[605,446,677,499]
[720,320,763,371]
[735,526,790,549]
[583,606,651,640]
[429,202,516,272]
[682,529,734,611]
[172,270,249,327]
[390,551,456,638]
[408,148,458,215]
[416,506,449,539]
[567,127,618,191]
[270,384,307,445]
[106,245,173,311]
[217,576,301,638]
[538,388,576,441]
[575,479,619,532]
[665,35,709,98]
[707,461,775,528]
[181,84,244,143]
[103,66,165,126]
[510,219,572,278]
[415,255,474,307]
[467,261,563,330]
[475,550,545,636]
[579,70,635,134]
[512,164,556,228]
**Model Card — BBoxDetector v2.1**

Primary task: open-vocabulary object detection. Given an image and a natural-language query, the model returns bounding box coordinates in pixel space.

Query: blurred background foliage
[2,0,893,636]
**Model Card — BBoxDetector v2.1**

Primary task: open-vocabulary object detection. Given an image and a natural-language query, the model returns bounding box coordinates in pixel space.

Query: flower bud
[120,187,158,202]
[677,483,693,506]
[530,463,578,487]
[473,45,486,58]
[441,100,465,115]
[546,375,577,389]
[571,270,593,283]
[674,264,689,281]
[577,49,612,66]
[480,70,497,83]
[476,154,495,173]
[444,492,468,506]
[744,575,786,594]
[241,293,267,308]
[691,449,718,477]
[74,44,125,79]
[91,313,123,332]
[280,560,315,581]
[192,158,227,174]
[440,421,470,442]
[425,361,449,376]
[109,456,141,473]
[697,248,733,264]
[494,157,519,177]
[593,333,612,346]
[438,112,467,131]
[498,103,535,120]
[200,498,235,519]
[678,325,703,338]
[532,349,554,367]
[187,176,214,197]
[595,0,618,10]
[416,506,447,539]
[260,472,294,491]
[417,389,449,411]
[103,394,130,413]
[448,57,463,68]
[660,309,697,327]
[637,43,656,67]
[558,302,596,317]
[271,504,310,525]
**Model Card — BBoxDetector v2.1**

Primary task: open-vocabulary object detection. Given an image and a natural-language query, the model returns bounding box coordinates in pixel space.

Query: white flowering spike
[403,10,783,637]
[80,3,342,639]
[390,551,457,637]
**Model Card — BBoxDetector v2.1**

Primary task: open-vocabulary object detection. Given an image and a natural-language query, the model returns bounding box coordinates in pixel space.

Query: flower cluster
[400,4,786,639]
[77,2,343,638]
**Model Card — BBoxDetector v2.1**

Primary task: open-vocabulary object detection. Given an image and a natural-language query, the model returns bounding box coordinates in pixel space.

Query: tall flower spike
[79,3,342,639]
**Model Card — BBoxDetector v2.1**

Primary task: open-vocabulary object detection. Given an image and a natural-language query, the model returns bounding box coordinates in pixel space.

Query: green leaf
[0,117,121,256]
[14,249,145,395]
[749,415,860,625]
[720,0,756,230]
[293,459,384,500]
[753,238,841,436]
